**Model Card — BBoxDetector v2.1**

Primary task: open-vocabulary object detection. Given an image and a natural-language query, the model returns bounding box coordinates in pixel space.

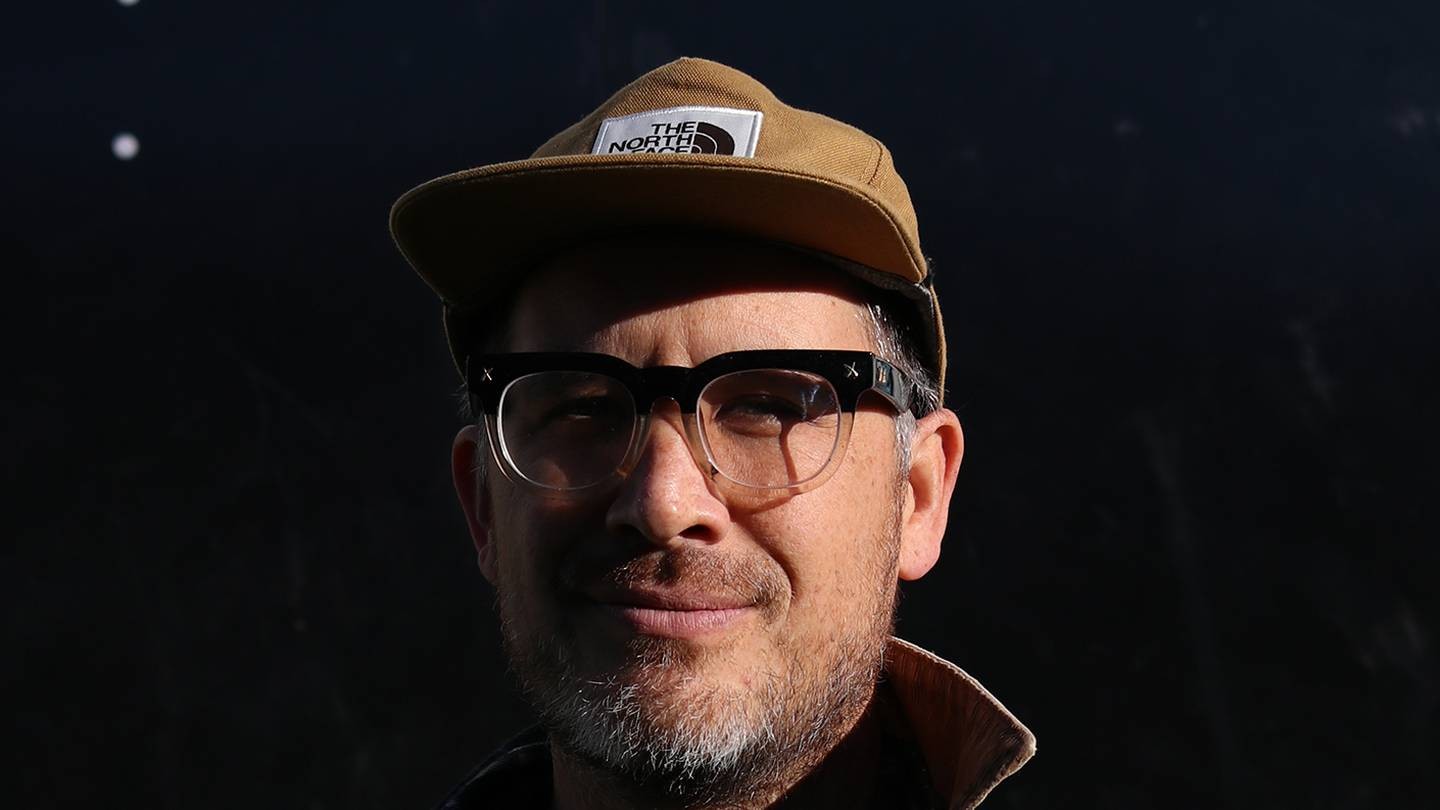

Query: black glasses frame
[469,347,910,412]
[465,349,915,495]
[465,349,914,416]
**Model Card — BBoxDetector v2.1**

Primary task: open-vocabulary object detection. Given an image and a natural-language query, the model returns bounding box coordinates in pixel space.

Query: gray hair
[862,301,941,472]
[456,299,941,479]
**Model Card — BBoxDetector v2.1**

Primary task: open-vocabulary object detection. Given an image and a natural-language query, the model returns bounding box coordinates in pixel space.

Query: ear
[897,408,964,581]
[452,425,498,584]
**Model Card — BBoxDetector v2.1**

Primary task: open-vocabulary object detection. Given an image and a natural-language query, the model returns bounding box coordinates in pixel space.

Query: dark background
[5,1,1437,807]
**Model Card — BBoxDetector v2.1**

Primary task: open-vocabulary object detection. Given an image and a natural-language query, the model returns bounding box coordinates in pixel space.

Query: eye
[710,385,837,437]
[547,394,604,417]
[700,369,840,440]
[500,372,634,441]
[545,396,619,422]
[717,393,808,423]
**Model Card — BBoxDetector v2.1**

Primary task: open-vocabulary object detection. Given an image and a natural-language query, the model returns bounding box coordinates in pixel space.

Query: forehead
[506,234,874,360]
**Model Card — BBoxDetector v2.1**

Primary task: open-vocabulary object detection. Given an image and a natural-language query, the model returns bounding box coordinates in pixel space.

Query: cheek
[749,432,902,624]
[490,489,604,619]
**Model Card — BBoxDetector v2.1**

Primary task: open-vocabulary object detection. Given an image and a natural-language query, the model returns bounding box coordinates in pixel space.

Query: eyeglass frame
[465,349,916,495]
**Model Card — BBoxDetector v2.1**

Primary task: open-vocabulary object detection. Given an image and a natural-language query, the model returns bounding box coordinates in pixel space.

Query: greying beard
[502,613,893,805]
[494,507,903,807]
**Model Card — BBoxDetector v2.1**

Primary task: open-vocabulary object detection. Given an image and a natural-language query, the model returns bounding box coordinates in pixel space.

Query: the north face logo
[592,106,763,158]
[603,120,736,154]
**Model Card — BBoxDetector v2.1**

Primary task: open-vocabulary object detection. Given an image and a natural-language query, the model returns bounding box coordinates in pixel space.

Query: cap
[389,56,946,383]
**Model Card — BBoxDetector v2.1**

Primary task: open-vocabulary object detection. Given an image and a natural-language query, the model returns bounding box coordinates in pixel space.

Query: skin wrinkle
[454,235,956,810]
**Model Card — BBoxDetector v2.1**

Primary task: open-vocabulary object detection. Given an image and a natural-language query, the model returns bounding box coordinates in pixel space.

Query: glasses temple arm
[869,356,915,414]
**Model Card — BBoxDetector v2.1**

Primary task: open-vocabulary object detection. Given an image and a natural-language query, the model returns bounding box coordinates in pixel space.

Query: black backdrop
[5,1,1437,808]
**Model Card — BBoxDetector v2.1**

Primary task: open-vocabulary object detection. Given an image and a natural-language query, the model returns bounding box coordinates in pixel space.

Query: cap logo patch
[592,106,763,157]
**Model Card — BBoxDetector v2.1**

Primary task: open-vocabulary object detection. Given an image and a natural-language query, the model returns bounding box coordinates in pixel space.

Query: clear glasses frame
[466,349,915,495]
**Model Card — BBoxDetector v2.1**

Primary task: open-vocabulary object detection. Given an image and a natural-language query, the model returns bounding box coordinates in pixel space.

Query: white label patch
[592,106,764,157]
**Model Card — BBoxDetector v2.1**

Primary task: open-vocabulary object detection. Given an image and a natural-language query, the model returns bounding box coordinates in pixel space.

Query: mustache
[557,544,786,608]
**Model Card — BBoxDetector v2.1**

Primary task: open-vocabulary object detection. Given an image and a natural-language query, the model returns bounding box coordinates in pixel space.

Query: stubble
[493,507,903,807]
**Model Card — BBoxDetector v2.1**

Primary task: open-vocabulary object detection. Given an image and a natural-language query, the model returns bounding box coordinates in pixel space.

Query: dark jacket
[436,638,1035,809]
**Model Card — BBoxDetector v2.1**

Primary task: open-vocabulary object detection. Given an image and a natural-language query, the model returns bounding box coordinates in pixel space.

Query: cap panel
[865,143,921,252]
[760,106,883,188]
[534,58,886,190]
[533,58,781,157]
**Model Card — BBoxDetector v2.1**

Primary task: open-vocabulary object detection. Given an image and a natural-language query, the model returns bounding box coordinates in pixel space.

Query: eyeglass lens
[498,372,638,489]
[698,370,840,488]
[496,369,842,490]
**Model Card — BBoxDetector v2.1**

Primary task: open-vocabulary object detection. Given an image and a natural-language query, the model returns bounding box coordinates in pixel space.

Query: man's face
[453,236,951,797]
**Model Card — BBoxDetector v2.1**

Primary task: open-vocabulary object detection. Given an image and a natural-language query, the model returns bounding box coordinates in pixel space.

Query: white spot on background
[112,132,140,160]
[1389,106,1431,138]
[117,0,140,7]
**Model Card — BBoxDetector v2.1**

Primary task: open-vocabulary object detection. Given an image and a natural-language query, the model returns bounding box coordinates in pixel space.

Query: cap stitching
[864,137,886,187]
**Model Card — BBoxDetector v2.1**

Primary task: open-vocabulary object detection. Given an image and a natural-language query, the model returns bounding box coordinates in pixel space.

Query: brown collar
[884,638,1036,809]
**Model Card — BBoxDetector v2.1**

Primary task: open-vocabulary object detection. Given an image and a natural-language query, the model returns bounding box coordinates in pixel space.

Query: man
[390,57,1035,809]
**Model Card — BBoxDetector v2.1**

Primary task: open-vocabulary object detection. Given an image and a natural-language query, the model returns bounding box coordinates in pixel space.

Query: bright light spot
[118,0,140,6]
[112,132,140,160]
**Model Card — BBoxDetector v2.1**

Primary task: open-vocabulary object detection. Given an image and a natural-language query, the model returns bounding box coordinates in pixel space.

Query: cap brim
[390,152,945,383]
[389,152,927,311]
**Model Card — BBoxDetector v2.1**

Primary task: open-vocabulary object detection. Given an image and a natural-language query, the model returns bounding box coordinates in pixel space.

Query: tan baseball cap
[389,56,947,383]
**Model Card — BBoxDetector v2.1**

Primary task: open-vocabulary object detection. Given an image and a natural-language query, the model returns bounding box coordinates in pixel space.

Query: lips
[607,605,753,637]
[583,585,759,638]
[587,584,754,612]
[559,547,780,638]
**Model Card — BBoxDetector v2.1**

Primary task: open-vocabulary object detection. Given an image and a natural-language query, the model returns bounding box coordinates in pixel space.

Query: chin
[560,630,766,725]
[549,660,781,797]
[511,618,884,803]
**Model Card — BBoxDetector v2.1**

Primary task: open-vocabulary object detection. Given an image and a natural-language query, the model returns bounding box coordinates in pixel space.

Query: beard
[493,512,903,807]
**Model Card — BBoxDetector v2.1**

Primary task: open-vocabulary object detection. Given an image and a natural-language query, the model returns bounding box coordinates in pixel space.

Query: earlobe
[452,425,498,584]
[897,409,964,581]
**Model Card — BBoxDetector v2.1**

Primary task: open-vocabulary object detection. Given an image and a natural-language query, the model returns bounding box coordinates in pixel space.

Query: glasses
[466,350,914,494]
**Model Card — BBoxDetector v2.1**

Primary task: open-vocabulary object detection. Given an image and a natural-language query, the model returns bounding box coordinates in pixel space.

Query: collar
[884,637,1036,809]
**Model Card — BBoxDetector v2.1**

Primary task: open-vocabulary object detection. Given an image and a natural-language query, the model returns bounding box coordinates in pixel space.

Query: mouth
[585,586,758,639]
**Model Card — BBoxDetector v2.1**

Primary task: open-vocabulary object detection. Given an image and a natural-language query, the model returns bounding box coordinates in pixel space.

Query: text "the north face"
[591,106,763,158]
[605,121,735,154]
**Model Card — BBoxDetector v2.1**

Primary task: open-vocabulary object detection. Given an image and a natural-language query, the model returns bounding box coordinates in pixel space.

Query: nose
[605,400,729,546]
